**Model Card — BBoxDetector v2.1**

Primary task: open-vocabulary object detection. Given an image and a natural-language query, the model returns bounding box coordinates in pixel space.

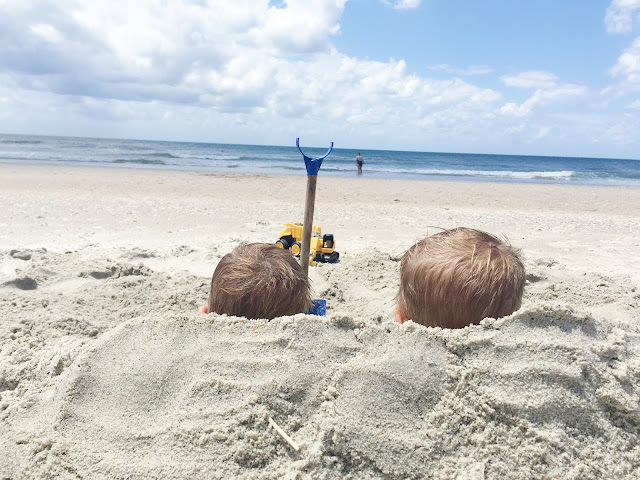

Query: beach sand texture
[1,164,639,479]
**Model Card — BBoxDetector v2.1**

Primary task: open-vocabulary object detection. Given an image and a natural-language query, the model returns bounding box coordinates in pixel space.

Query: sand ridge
[2,310,639,479]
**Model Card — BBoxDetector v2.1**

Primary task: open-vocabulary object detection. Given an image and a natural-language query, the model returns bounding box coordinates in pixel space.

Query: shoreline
[2,159,639,189]
[3,161,640,207]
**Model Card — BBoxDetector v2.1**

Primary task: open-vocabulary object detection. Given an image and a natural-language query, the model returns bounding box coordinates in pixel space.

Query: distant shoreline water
[1,133,639,187]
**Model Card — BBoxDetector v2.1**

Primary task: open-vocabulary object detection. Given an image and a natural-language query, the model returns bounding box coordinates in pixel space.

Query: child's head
[208,243,312,320]
[395,227,525,328]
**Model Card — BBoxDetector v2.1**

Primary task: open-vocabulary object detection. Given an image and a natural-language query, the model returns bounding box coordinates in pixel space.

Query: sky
[1,0,640,159]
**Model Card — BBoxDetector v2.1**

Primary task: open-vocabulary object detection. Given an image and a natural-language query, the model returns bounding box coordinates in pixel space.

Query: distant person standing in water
[355,152,364,174]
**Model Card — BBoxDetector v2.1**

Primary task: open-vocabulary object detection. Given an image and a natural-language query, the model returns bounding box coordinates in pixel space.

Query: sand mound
[2,310,639,479]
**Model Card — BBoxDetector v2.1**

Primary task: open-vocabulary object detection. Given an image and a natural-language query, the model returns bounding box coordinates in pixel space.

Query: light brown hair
[208,243,312,320]
[396,228,525,328]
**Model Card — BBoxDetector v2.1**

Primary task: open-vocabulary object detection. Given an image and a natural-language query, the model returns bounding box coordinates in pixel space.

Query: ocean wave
[113,158,167,165]
[370,167,576,180]
[577,171,640,180]
[178,154,243,161]
[70,143,97,149]
[116,144,155,152]
[1,140,44,144]
[0,155,38,161]
[149,152,180,159]
[256,164,576,180]
[266,164,306,171]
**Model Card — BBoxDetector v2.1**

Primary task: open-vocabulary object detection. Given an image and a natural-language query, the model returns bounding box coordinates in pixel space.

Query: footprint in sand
[83,264,152,280]
[2,276,37,290]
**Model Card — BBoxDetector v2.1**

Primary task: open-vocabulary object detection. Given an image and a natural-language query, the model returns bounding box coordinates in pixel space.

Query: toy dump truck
[275,222,339,264]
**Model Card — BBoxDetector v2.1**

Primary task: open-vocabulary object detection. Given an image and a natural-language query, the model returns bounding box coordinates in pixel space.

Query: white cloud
[29,23,64,43]
[0,0,502,139]
[382,0,422,10]
[500,78,587,117]
[499,72,588,119]
[534,126,550,139]
[499,71,587,118]
[0,0,349,103]
[428,64,493,76]
[605,0,640,33]
[501,71,558,89]
[599,113,640,145]
[246,0,347,54]
[628,98,640,108]
[261,53,502,131]
[0,0,638,156]
[610,36,640,84]
[0,0,502,152]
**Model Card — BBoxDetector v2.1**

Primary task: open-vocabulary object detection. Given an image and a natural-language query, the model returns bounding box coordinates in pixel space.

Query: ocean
[1,133,639,187]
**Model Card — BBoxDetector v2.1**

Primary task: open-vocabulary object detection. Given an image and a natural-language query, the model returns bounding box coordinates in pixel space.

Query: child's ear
[394,306,409,324]
[198,304,210,314]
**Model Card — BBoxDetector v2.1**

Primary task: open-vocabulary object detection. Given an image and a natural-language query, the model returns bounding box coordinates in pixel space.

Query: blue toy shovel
[296,137,333,276]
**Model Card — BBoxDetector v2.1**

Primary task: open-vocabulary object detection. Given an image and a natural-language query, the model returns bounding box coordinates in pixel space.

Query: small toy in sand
[307,298,327,316]
[275,222,340,265]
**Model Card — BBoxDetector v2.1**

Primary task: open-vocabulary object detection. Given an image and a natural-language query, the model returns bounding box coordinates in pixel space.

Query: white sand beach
[1,163,640,479]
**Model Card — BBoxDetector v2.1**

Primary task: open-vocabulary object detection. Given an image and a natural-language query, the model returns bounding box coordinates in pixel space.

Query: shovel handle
[296,138,333,275]
[299,175,317,275]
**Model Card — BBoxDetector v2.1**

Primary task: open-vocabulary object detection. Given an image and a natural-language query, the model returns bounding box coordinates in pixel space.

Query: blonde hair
[208,243,312,320]
[396,228,525,328]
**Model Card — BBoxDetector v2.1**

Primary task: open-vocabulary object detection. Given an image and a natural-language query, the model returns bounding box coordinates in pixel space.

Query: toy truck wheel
[291,242,302,257]
[327,251,340,263]
[275,238,290,249]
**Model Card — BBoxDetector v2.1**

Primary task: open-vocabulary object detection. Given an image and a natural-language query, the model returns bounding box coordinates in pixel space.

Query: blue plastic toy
[296,137,333,176]
[307,298,327,316]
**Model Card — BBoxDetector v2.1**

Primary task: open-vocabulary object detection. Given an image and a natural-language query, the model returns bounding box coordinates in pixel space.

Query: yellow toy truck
[275,222,339,264]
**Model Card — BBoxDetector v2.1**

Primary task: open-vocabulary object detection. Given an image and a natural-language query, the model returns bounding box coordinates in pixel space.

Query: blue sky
[1,0,640,158]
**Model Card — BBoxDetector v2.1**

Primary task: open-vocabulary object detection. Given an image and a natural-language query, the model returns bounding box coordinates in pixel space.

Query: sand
[1,163,639,479]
